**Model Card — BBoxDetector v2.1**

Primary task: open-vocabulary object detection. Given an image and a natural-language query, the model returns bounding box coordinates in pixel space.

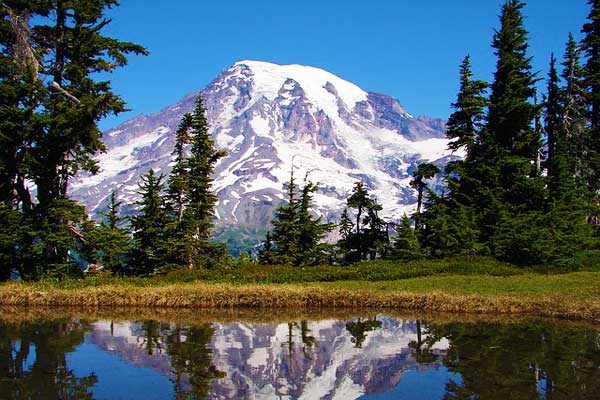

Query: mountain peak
[229,60,368,110]
[71,61,457,244]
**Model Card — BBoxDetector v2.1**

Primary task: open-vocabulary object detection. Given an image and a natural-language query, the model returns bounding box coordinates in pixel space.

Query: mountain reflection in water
[0,311,598,399]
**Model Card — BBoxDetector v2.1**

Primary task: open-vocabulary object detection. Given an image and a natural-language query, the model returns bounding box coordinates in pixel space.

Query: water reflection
[0,311,598,400]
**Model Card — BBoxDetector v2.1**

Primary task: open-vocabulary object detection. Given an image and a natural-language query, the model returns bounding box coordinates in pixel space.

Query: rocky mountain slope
[70,60,459,233]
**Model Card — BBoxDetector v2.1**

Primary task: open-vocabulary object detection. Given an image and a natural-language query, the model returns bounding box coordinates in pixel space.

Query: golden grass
[0,277,599,324]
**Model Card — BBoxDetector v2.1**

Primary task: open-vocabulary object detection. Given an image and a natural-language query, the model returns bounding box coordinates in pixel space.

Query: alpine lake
[0,307,598,400]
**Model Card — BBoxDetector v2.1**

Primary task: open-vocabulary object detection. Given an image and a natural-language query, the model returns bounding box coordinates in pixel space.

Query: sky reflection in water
[0,311,598,399]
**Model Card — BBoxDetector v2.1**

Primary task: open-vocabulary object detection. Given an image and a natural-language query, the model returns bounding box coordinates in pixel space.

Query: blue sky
[99,0,590,130]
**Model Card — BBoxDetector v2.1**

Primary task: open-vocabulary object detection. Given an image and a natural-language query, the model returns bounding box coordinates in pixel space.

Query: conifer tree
[167,114,192,225]
[561,34,587,181]
[346,182,370,260]
[130,170,170,275]
[296,175,334,265]
[581,0,600,202]
[545,54,563,192]
[391,214,421,260]
[487,0,539,162]
[0,1,146,276]
[167,96,227,269]
[270,168,300,265]
[410,163,440,229]
[446,55,488,156]
[338,208,354,241]
[257,231,275,265]
[84,192,131,274]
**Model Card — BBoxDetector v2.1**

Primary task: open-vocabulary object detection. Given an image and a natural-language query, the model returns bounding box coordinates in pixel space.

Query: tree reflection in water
[425,322,600,400]
[0,316,598,400]
[0,319,97,399]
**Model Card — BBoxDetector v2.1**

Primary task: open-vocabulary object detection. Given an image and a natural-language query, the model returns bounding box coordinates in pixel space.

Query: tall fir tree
[446,55,488,156]
[269,168,300,265]
[296,175,334,265]
[167,96,227,269]
[487,0,539,162]
[346,181,371,260]
[561,33,587,181]
[167,113,192,225]
[545,53,563,192]
[581,0,600,207]
[130,170,170,276]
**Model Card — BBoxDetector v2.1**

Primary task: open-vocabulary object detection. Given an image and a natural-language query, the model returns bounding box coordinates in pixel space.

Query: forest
[2,0,600,281]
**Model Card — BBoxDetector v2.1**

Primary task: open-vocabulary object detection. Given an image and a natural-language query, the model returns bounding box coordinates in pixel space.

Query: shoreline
[0,280,598,325]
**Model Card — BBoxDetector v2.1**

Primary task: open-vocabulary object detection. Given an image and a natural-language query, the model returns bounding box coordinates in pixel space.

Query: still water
[0,309,599,400]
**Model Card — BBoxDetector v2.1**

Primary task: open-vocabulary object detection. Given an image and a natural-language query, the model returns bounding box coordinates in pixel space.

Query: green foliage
[345,318,382,348]
[264,170,333,266]
[391,214,421,261]
[446,55,488,156]
[130,170,171,276]
[0,1,146,278]
[81,193,132,274]
[339,182,389,262]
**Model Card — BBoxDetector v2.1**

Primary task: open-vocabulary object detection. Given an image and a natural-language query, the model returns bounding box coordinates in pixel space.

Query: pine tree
[84,192,131,274]
[410,163,440,229]
[181,96,227,268]
[487,0,539,162]
[446,55,488,156]
[561,34,587,181]
[346,182,371,260]
[296,175,334,265]
[391,214,421,261]
[270,168,300,265]
[338,208,354,241]
[364,197,388,259]
[545,54,563,192]
[130,170,170,276]
[258,231,275,265]
[581,0,600,206]
[0,1,146,276]
[166,96,227,269]
[167,113,192,225]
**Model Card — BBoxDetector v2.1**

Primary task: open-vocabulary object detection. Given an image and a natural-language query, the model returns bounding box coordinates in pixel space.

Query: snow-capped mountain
[70,60,459,229]
[87,316,450,399]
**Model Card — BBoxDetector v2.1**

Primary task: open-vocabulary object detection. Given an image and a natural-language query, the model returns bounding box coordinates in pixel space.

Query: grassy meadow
[1,257,599,324]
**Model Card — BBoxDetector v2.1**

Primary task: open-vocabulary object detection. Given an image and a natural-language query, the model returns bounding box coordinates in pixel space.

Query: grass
[0,263,600,324]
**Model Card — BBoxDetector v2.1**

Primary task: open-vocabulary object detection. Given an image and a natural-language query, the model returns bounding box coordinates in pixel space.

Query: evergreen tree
[581,0,600,205]
[0,1,146,276]
[544,54,563,191]
[391,214,421,260]
[173,96,227,269]
[130,170,170,276]
[84,192,131,274]
[487,0,539,162]
[409,163,440,229]
[257,231,275,265]
[346,182,371,260]
[338,208,354,241]
[561,34,588,182]
[296,175,334,265]
[341,182,389,261]
[269,168,300,265]
[167,113,192,225]
[446,55,488,156]
[364,197,388,259]
[266,170,333,266]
